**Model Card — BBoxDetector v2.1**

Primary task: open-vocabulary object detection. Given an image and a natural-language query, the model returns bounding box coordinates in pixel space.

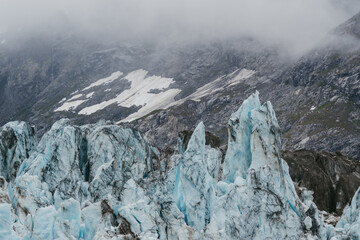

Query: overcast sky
[0,0,359,55]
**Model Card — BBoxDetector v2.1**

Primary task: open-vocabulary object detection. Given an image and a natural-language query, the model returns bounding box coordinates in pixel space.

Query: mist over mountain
[0,0,359,57]
[0,1,360,239]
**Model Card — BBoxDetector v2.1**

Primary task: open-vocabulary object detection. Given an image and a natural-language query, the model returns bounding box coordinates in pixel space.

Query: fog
[0,0,359,56]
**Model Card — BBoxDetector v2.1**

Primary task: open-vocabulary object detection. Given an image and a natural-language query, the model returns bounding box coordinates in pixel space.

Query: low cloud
[0,0,359,56]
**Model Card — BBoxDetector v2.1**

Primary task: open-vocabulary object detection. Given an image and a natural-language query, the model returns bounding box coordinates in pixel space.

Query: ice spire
[174,122,219,230]
[222,91,261,182]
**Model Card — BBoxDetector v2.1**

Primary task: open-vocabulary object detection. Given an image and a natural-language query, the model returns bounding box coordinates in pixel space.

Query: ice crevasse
[0,91,359,239]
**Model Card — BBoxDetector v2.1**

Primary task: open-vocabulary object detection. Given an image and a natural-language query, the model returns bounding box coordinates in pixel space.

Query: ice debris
[0,92,359,239]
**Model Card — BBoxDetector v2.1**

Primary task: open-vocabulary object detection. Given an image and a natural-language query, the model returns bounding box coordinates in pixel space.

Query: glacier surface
[0,92,359,239]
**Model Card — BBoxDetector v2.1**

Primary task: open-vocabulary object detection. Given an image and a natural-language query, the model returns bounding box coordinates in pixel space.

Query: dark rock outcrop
[282,149,360,215]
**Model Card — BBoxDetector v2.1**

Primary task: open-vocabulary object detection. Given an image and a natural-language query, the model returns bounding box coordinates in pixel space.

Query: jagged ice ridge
[0,92,359,239]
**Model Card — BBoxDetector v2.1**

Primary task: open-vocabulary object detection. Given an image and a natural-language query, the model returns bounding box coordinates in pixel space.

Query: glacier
[0,92,359,239]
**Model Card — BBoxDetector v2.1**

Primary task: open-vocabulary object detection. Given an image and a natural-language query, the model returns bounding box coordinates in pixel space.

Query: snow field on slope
[82,71,123,91]
[54,72,123,112]
[55,68,254,122]
[79,69,181,121]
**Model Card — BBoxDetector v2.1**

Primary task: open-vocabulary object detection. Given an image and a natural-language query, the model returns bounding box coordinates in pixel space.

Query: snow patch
[121,88,182,122]
[79,69,181,122]
[182,75,226,102]
[68,94,83,102]
[55,71,124,113]
[310,106,316,111]
[330,96,338,102]
[71,90,79,95]
[227,69,256,87]
[173,68,255,105]
[82,71,123,91]
[54,100,87,112]
[299,137,310,146]
[55,93,87,112]
[58,68,254,121]
[86,92,95,98]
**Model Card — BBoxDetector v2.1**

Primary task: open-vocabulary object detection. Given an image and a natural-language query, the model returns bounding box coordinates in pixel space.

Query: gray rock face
[283,149,360,215]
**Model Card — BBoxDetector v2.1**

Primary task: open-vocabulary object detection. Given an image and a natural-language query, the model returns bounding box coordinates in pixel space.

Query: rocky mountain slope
[282,150,360,214]
[0,37,283,134]
[1,93,359,239]
[130,14,360,162]
[1,10,359,160]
